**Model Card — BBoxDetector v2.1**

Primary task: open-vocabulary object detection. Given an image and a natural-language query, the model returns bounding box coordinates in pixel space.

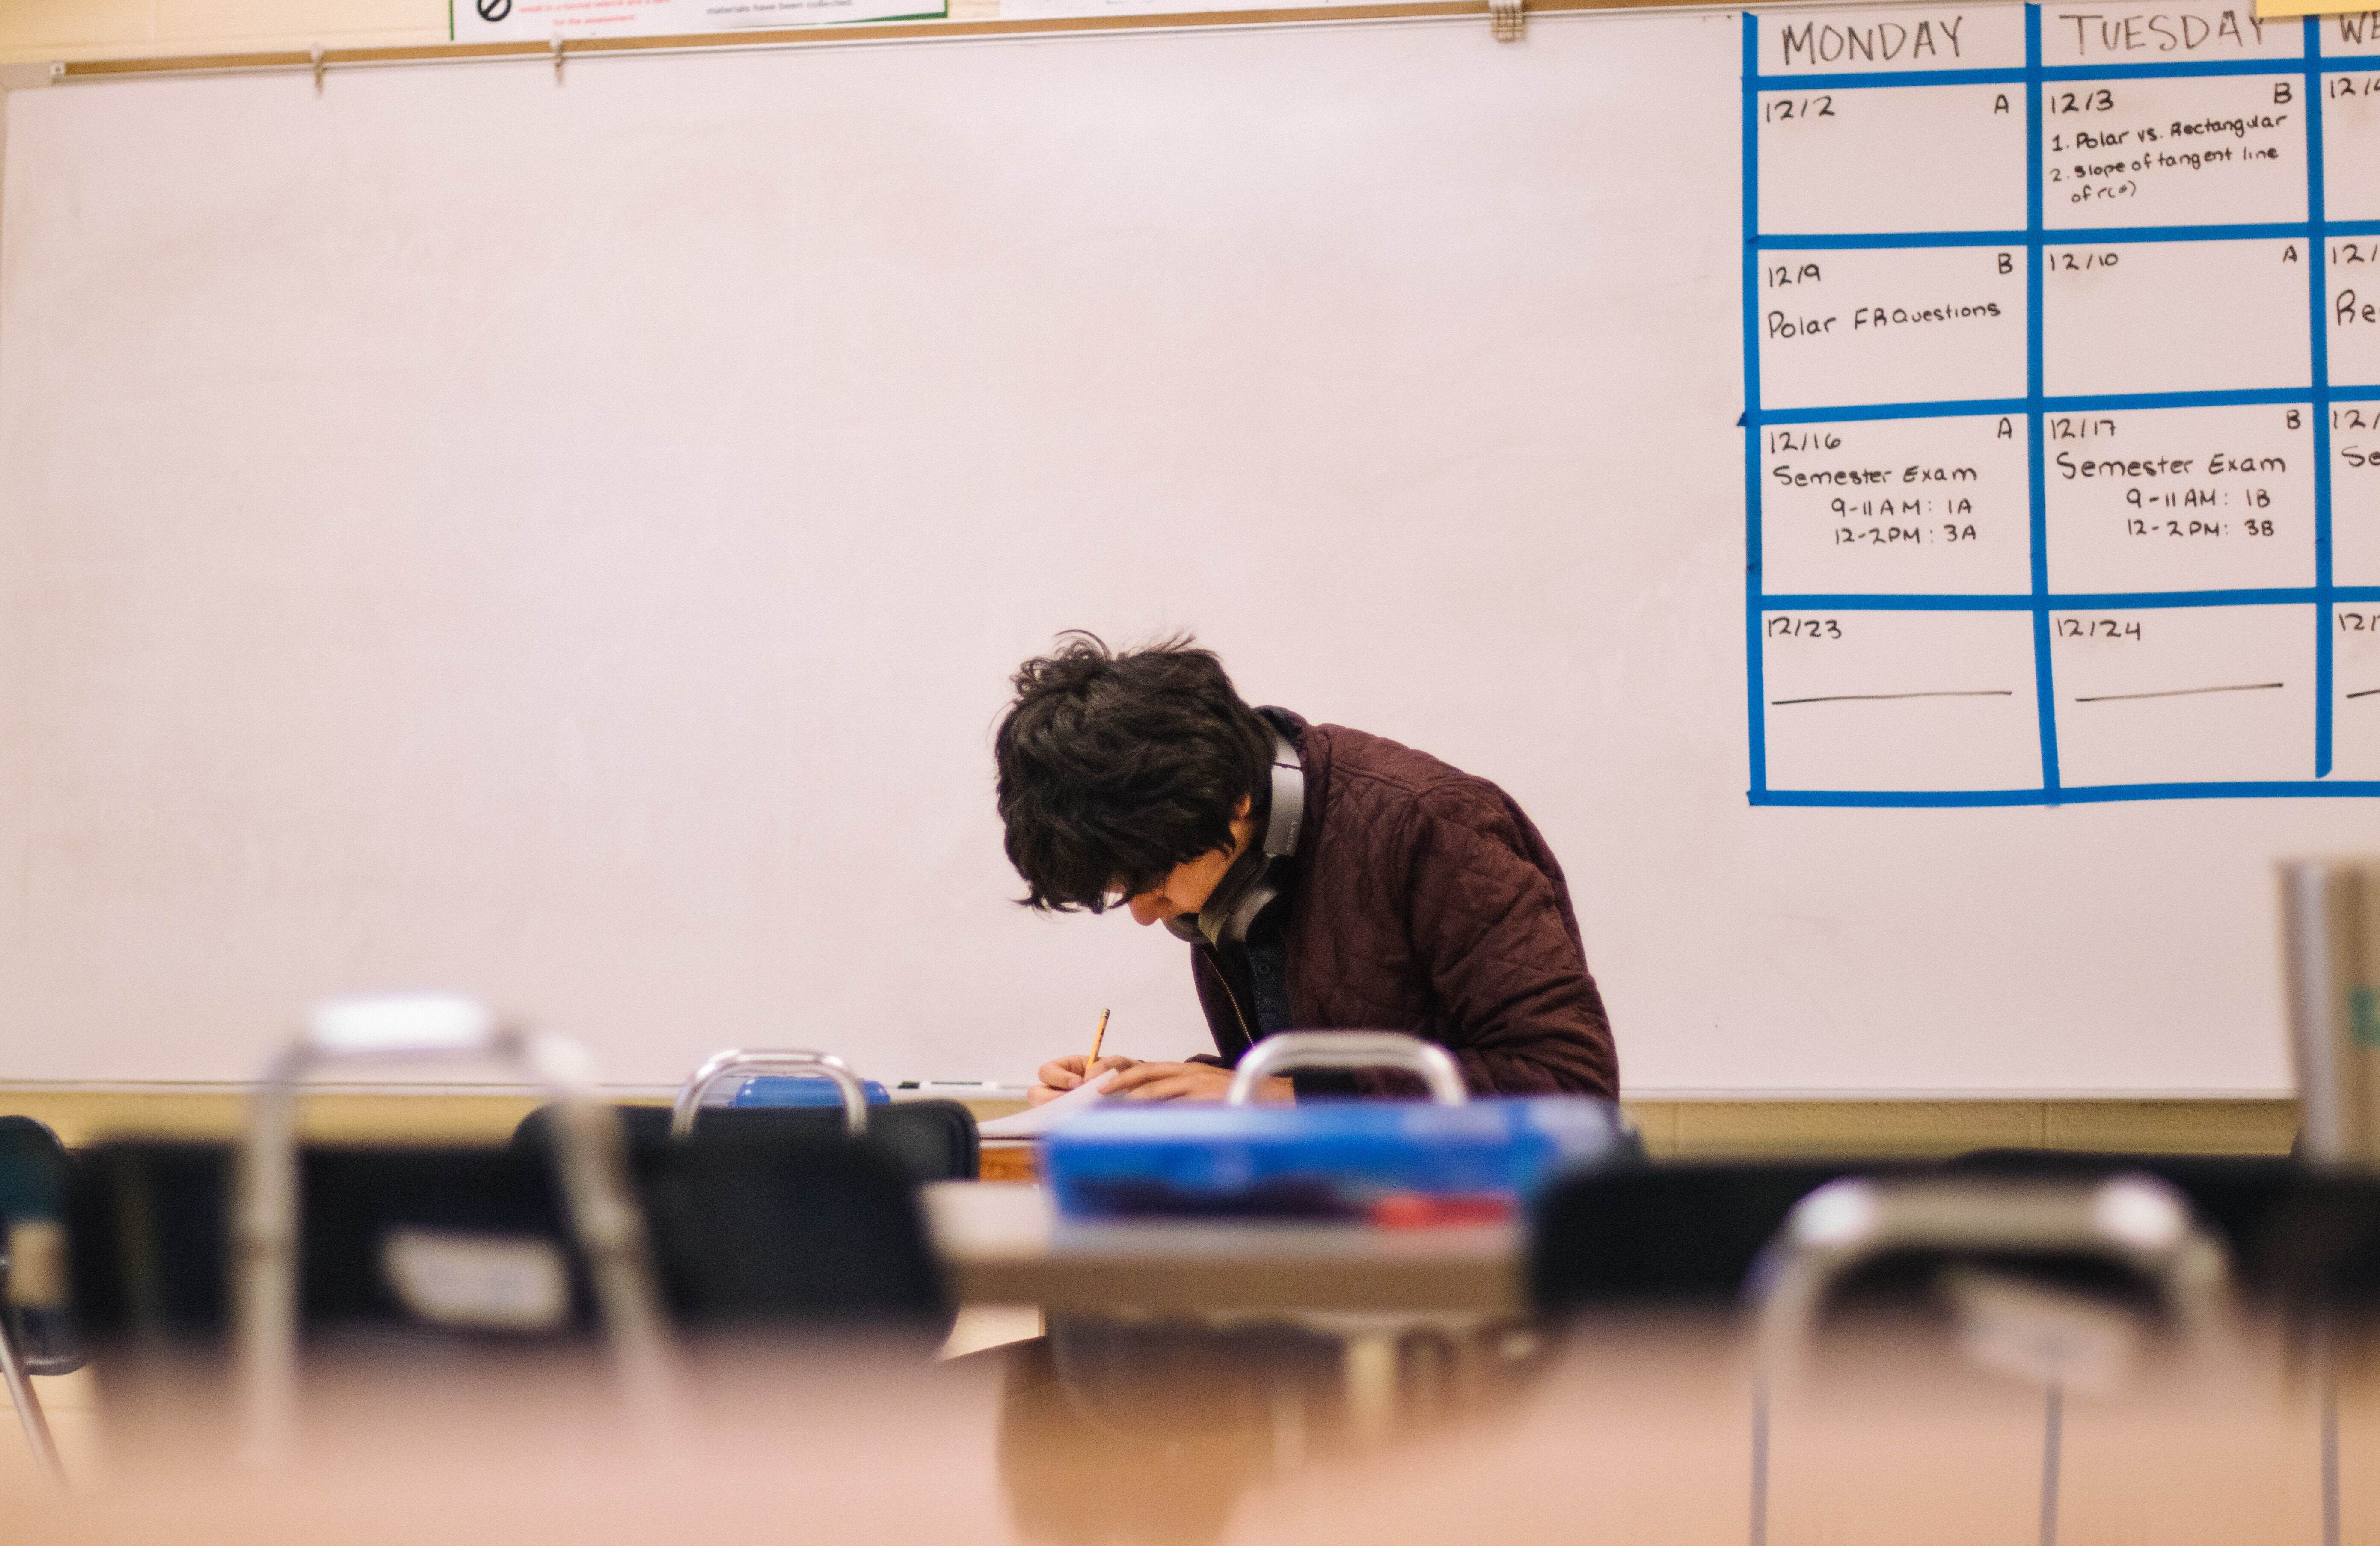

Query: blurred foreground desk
[924,1181,1525,1318]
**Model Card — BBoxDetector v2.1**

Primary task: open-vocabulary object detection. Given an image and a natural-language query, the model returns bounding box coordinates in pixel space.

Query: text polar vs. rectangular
[1746,0,2380,805]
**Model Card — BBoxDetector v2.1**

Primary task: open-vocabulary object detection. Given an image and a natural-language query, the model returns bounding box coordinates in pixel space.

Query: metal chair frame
[0,1226,63,1484]
[1748,1172,2232,1546]
[237,993,678,1466]
[669,1049,870,1140]
[1225,1031,1468,1106]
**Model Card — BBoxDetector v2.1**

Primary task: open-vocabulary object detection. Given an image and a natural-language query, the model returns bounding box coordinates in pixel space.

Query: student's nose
[1126,892,1167,927]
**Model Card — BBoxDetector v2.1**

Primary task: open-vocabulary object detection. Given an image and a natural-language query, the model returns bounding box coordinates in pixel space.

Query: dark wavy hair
[994,633,1276,913]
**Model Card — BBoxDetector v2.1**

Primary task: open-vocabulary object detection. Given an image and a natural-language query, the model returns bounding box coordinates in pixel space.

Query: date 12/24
[2055,617,2143,640]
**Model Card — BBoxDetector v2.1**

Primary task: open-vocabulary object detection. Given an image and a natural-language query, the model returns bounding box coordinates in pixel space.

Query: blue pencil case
[730,1075,893,1108]
[1042,1097,1638,1220]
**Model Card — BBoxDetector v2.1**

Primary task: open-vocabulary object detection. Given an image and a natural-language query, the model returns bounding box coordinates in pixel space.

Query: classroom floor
[6,1316,2374,1543]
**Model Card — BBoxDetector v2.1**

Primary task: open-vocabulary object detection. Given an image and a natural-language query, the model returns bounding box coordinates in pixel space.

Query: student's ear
[1233,794,1252,821]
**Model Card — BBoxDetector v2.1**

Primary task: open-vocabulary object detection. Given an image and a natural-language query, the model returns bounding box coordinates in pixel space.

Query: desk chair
[70,1136,947,1347]
[1530,1161,1879,1311]
[71,989,674,1466]
[1750,1171,2233,1546]
[71,999,949,1469]
[511,1048,954,1342]
[512,1047,978,1185]
[1936,1151,2380,1546]
[0,1116,79,1484]
[1529,1153,2303,1311]
[2168,1165,2380,1546]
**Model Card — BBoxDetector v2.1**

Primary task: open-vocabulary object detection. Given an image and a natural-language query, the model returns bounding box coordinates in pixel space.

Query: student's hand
[1100,1062,1293,1103]
[1028,1054,1138,1106]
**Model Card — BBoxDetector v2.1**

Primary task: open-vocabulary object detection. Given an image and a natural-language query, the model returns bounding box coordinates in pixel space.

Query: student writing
[993,634,1618,1105]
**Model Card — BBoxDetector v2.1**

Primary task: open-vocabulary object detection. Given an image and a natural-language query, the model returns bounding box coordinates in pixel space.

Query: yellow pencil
[1084,1007,1110,1087]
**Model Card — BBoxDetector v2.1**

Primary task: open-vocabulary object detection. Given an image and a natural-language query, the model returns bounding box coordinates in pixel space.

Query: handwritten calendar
[1743,2,2380,803]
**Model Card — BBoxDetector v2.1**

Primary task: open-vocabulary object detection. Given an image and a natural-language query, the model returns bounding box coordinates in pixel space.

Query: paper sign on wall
[451,0,942,41]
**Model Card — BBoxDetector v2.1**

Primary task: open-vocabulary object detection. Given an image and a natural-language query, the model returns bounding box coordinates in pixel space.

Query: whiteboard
[0,3,2368,1096]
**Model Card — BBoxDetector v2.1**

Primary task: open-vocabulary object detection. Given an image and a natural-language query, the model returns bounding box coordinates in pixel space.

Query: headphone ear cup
[1190,726,1306,948]
[1196,848,1273,946]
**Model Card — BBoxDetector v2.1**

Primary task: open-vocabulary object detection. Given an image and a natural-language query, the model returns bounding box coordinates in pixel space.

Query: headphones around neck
[1164,723,1306,948]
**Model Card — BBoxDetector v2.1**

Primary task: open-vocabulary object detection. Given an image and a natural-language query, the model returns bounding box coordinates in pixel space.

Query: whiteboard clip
[552,35,567,85]
[310,45,326,95]
[1487,0,1523,42]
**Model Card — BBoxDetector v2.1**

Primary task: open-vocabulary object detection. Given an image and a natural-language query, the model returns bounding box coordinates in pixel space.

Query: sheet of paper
[975,1073,1113,1139]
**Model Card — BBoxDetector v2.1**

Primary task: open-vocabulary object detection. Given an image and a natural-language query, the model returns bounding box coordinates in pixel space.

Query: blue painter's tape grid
[1741,4,2373,808]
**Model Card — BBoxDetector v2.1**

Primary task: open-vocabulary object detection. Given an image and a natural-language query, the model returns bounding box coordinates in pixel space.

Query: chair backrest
[634,1132,948,1331]
[70,1142,584,1356]
[1531,1161,1881,1311]
[513,1099,979,1185]
[0,1116,80,1374]
[1946,1150,2301,1256]
[69,1136,949,1359]
[1532,1151,2323,1316]
[1749,1170,2235,1380]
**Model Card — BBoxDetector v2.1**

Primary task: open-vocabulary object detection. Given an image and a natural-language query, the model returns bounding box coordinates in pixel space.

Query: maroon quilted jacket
[1187,714,1618,1099]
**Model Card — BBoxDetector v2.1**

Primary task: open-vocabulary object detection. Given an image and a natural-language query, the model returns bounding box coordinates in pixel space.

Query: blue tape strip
[2027,4,2060,796]
[1756,783,2380,808]
[1754,68,2029,90]
[1751,58,2314,92]
[1760,590,2349,611]
[1744,10,1769,803]
[1757,224,2315,249]
[2037,57,2311,80]
[1754,388,2323,426]
[2310,16,2336,778]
